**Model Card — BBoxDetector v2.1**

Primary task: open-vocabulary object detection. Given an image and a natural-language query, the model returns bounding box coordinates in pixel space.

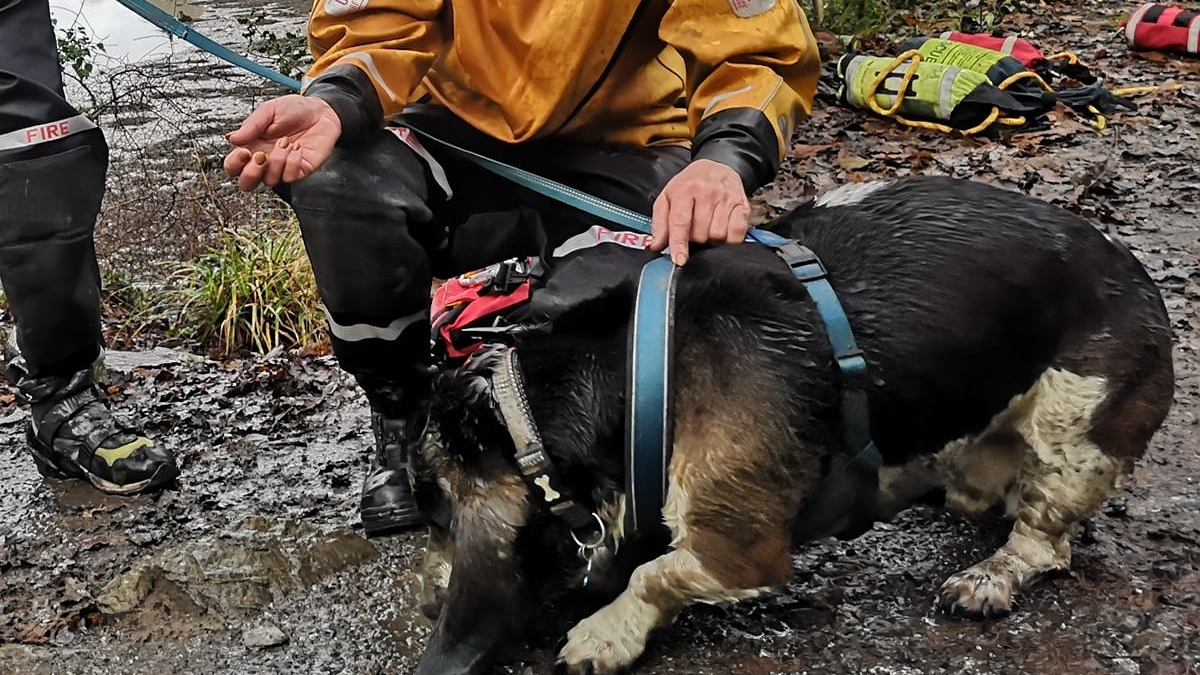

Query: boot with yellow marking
[6,342,178,495]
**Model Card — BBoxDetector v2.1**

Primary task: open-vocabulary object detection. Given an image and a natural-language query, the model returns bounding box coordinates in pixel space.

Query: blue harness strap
[747,231,882,541]
[625,257,679,535]
[745,230,880,466]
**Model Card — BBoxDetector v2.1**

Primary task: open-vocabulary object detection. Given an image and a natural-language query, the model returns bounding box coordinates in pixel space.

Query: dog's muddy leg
[938,369,1122,618]
[556,543,772,675]
[418,526,454,621]
[558,403,806,675]
[877,454,941,517]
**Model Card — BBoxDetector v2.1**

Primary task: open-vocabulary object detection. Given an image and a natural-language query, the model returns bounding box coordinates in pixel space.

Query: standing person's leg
[0,0,177,494]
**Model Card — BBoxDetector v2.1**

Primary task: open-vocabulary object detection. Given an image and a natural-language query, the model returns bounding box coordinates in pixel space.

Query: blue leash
[106,0,879,537]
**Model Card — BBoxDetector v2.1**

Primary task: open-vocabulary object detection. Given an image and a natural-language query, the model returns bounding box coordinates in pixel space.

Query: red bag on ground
[1122,3,1200,54]
[940,31,1047,67]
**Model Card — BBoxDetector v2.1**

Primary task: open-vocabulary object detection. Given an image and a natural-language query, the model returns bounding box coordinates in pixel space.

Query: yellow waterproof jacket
[303,0,820,191]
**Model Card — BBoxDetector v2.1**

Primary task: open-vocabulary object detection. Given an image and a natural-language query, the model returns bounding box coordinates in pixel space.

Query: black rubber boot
[5,340,179,495]
[360,410,424,535]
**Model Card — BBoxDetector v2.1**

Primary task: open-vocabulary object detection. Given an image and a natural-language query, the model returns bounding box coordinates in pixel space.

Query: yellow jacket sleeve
[660,0,820,192]
[302,0,446,141]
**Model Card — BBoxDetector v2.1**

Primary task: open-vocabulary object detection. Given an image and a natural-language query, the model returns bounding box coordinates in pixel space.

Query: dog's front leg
[556,546,765,675]
[558,467,796,675]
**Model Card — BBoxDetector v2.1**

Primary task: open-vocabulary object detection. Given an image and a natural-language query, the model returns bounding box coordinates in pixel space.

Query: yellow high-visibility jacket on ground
[302,0,820,192]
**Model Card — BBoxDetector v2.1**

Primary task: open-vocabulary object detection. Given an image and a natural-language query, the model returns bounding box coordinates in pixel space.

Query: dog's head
[410,346,626,675]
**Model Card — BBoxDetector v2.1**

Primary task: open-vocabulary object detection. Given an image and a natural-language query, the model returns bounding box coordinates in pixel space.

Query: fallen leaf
[1132,51,1167,63]
[792,143,836,158]
[836,154,872,171]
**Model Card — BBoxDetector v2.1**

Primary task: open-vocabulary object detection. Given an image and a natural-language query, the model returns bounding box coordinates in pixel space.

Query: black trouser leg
[0,0,107,378]
[285,130,443,416]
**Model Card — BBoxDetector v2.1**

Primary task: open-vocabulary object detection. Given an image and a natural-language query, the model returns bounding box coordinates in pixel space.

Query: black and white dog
[409,176,1175,675]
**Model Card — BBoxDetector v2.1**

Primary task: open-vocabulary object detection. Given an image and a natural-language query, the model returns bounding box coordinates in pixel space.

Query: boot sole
[361,502,425,536]
[26,428,180,496]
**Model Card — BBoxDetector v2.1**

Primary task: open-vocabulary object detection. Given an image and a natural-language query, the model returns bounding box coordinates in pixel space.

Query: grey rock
[1109,657,1140,675]
[242,624,289,649]
[101,347,201,373]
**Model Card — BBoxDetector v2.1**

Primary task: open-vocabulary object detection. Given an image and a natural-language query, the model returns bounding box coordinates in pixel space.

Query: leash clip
[571,513,607,590]
[570,512,607,553]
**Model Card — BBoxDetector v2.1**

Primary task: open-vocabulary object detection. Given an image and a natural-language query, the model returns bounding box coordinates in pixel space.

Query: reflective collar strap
[490,348,598,533]
[624,256,679,536]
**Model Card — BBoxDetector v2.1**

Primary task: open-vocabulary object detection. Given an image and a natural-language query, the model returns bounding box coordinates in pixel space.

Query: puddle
[98,516,380,615]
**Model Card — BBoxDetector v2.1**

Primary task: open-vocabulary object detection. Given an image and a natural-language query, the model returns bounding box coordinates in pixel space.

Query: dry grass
[168,222,326,356]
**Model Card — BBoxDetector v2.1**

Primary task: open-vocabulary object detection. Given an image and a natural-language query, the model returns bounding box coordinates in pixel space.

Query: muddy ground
[1,1,1198,674]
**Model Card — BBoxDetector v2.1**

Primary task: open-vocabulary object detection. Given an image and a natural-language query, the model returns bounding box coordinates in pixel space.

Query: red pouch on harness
[431,257,537,360]
[939,31,1046,67]
[1123,3,1200,54]
[430,227,658,361]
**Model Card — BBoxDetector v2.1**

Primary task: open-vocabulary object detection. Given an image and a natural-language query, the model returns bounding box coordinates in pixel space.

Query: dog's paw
[937,564,1016,618]
[556,605,650,675]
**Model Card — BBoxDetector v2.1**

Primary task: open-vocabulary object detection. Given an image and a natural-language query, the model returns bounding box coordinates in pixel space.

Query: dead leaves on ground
[777,0,1198,218]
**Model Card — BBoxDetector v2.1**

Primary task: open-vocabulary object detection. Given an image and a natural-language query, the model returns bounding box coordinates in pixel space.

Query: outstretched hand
[649,158,751,266]
[223,94,342,191]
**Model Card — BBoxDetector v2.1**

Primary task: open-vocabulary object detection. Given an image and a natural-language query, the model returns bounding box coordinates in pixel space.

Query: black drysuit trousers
[0,0,107,378]
[282,106,689,416]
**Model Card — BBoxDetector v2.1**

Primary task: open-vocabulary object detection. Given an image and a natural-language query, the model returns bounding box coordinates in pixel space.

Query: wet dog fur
[409,175,1175,675]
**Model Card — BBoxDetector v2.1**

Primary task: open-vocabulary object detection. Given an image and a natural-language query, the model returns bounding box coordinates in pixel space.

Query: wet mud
[1,1,1197,673]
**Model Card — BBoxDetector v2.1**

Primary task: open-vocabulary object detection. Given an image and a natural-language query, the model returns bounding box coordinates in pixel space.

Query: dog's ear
[426,351,513,463]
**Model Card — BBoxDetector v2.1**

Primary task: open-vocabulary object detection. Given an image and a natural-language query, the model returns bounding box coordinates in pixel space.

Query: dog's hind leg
[937,367,1152,617]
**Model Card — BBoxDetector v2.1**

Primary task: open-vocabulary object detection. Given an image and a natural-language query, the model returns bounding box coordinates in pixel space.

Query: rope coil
[861,49,1052,136]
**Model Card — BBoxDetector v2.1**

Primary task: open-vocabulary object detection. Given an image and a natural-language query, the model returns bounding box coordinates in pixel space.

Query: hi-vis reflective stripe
[323,306,425,342]
[1126,3,1154,45]
[335,52,399,104]
[388,127,453,198]
[0,114,98,152]
[551,224,653,258]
